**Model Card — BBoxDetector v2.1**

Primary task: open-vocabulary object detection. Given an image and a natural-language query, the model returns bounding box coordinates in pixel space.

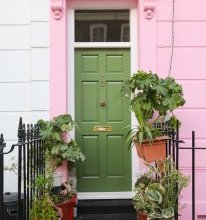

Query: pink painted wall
[50,0,67,117]
[156,0,206,219]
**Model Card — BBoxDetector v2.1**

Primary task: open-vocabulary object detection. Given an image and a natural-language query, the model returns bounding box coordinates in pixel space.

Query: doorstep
[74,199,136,220]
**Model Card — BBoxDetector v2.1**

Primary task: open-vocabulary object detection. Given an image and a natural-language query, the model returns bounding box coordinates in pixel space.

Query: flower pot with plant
[30,173,76,220]
[34,114,84,220]
[133,156,190,220]
[122,70,185,162]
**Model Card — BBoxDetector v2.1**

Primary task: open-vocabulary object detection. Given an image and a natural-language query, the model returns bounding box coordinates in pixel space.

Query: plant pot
[57,195,77,220]
[135,136,168,163]
[137,212,147,220]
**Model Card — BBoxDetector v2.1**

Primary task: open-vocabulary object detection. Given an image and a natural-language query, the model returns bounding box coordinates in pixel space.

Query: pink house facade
[49,0,206,219]
[0,0,206,219]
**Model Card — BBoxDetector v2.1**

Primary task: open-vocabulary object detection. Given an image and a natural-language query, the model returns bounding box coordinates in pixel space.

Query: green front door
[75,48,131,192]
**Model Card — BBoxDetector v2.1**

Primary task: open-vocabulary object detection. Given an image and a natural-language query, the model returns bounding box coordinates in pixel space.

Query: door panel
[81,135,100,176]
[82,82,99,121]
[107,82,123,121]
[75,48,131,192]
[107,135,124,175]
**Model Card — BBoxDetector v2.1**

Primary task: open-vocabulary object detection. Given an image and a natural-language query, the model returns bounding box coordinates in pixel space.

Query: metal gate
[0,117,45,220]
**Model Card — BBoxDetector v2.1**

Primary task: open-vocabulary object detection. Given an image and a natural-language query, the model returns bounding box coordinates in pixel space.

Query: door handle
[100,101,106,107]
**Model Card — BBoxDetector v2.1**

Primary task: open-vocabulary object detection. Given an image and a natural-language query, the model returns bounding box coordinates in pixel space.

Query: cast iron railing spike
[18,117,24,139]
[192,131,195,220]
[0,134,4,144]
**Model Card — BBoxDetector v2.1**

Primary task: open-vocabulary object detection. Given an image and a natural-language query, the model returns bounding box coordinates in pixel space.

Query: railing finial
[18,117,25,140]
[0,134,4,144]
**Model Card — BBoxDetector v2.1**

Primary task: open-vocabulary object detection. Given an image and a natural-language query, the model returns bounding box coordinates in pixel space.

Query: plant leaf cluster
[30,173,74,219]
[133,156,190,220]
[30,196,58,220]
[37,114,85,171]
[122,70,185,144]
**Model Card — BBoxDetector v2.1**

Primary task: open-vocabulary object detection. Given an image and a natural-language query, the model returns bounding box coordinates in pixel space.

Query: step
[75,213,137,220]
[76,199,136,214]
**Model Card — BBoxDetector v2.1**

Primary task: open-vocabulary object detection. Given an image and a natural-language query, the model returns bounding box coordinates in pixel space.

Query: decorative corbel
[51,0,63,20]
[144,1,156,20]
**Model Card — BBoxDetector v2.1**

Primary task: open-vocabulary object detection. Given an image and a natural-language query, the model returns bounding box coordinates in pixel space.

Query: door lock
[100,101,106,107]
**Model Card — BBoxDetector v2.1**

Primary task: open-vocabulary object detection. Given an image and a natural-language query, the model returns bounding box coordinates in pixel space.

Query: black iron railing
[175,130,205,220]
[0,117,45,220]
[156,122,200,220]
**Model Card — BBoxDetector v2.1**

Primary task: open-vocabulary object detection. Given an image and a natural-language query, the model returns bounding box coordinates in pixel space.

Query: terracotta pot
[135,136,168,163]
[57,195,77,220]
[137,212,147,220]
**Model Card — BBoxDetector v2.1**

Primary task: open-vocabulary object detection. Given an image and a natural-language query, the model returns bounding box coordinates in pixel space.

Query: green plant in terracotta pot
[30,173,74,220]
[122,70,185,162]
[133,156,190,220]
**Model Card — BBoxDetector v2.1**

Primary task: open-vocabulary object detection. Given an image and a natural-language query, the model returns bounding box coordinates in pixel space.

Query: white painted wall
[0,0,50,192]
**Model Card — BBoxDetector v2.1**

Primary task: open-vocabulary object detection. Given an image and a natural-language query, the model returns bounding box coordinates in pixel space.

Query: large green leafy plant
[133,156,190,220]
[37,114,85,171]
[122,70,185,145]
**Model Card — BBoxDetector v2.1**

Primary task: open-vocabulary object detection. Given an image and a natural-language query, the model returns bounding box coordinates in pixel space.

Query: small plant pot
[135,136,168,163]
[137,212,147,220]
[57,195,77,220]
[53,173,63,187]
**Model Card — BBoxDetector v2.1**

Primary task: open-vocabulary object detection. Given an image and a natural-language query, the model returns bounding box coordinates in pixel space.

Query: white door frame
[67,4,139,200]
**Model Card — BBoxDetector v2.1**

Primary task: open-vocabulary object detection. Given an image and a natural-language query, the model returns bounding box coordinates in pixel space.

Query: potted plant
[30,195,60,220]
[122,70,185,162]
[133,156,190,220]
[35,114,84,220]
[37,114,85,174]
[30,174,75,220]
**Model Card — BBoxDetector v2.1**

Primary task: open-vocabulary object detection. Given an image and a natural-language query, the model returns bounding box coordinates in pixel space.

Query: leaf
[132,101,144,126]
[148,211,162,219]
[162,207,174,219]
[147,183,165,195]
[144,125,153,141]
[138,131,144,144]
[145,188,163,204]
[52,132,61,141]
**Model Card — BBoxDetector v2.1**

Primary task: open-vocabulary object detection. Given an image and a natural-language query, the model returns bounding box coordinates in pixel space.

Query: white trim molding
[67,4,139,200]
[78,192,133,200]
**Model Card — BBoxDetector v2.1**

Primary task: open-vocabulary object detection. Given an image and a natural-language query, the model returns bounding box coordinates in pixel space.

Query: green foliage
[33,174,53,194]
[133,174,154,214]
[122,70,185,144]
[37,114,85,171]
[133,156,190,220]
[30,196,58,220]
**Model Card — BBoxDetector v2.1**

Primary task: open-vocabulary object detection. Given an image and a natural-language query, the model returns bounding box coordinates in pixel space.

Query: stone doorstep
[74,199,136,220]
